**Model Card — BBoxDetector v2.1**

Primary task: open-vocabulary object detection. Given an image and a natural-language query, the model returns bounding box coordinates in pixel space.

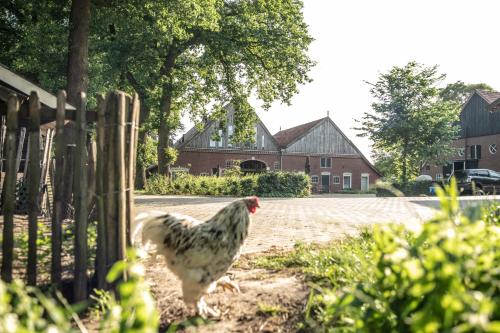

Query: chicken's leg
[196,296,220,318]
[217,275,240,293]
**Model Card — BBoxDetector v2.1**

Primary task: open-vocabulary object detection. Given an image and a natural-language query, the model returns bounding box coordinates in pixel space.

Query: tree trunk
[66,0,90,106]
[158,86,172,176]
[63,0,90,219]
[157,50,177,176]
[402,146,408,184]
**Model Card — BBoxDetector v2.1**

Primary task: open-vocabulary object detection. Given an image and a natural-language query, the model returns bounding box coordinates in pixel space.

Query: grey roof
[0,63,75,110]
[476,89,500,105]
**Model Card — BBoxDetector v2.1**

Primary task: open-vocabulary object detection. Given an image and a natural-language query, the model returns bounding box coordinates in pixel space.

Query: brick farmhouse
[174,106,380,192]
[423,89,500,180]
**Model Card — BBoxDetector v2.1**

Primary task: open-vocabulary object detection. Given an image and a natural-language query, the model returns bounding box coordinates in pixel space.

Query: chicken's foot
[217,275,241,293]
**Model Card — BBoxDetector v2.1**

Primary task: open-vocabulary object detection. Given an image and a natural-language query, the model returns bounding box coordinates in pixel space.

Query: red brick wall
[282,154,380,192]
[422,134,500,179]
[175,150,280,175]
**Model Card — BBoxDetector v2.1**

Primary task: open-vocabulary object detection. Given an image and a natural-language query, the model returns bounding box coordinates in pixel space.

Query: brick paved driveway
[135,195,498,254]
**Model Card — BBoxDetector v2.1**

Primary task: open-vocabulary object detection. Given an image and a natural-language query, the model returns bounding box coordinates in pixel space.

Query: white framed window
[320,157,332,168]
[253,127,258,149]
[225,160,232,168]
[361,173,370,191]
[273,161,279,170]
[332,176,340,184]
[228,125,233,147]
[436,173,443,181]
[489,143,497,155]
[261,134,265,150]
[343,172,352,189]
[457,148,465,157]
[311,175,319,183]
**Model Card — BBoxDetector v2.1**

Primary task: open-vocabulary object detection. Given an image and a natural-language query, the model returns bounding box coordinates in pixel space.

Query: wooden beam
[27,92,41,286]
[1,94,18,282]
[73,92,88,302]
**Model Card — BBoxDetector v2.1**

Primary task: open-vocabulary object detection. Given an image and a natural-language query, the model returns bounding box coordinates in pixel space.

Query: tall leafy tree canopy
[439,81,494,104]
[93,0,314,173]
[1,0,314,175]
[357,62,460,183]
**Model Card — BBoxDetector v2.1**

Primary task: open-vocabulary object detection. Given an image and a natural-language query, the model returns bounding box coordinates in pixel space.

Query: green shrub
[145,172,311,197]
[0,250,159,333]
[304,180,500,332]
[376,180,435,197]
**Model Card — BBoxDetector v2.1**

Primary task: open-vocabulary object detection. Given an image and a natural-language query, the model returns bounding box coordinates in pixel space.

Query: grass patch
[257,303,288,317]
[251,229,374,288]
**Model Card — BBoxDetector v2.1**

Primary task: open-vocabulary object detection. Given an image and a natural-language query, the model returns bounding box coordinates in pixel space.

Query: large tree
[439,81,494,104]
[93,0,314,175]
[358,62,460,183]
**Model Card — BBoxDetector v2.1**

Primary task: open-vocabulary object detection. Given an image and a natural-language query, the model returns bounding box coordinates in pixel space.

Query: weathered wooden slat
[1,95,19,282]
[105,92,117,274]
[14,127,26,173]
[51,91,66,285]
[73,92,88,302]
[27,92,41,286]
[23,135,30,177]
[95,95,107,289]
[40,129,54,211]
[126,94,140,246]
[116,93,127,263]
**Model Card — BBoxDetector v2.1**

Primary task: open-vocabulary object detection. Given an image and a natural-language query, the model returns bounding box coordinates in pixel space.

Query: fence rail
[0,90,140,301]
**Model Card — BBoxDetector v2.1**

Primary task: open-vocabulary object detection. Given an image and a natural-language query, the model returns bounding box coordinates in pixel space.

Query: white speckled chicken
[134,196,260,317]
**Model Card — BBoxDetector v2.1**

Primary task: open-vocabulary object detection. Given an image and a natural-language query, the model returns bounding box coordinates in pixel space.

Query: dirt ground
[143,251,309,333]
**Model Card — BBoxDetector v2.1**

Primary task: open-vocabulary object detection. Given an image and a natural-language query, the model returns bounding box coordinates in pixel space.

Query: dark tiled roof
[273,118,324,147]
[476,89,500,104]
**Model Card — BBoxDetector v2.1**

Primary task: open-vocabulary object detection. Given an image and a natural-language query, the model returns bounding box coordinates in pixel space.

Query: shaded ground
[144,251,308,333]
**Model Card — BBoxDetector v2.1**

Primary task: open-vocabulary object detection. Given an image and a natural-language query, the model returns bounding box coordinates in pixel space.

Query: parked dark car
[452,169,500,195]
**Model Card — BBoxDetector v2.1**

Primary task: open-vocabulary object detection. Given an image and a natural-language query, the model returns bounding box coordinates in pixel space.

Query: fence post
[126,94,140,246]
[95,95,107,289]
[116,93,127,264]
[51,90,66,286]
[1,95,19,282]
[27,92,41,286]
[15,127,26,174]
[73,92,88,302]
[105,92,117,277]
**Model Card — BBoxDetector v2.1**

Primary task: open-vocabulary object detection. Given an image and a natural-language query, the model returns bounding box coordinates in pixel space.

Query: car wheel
[474,188,485,196]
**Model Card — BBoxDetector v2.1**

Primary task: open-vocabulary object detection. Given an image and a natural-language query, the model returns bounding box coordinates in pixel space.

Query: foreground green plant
[304,179,500,332]
[0,250,158,333]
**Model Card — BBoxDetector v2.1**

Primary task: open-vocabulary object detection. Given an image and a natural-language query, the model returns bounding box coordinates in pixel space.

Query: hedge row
[145,172,311,197]
[376,180,436,197]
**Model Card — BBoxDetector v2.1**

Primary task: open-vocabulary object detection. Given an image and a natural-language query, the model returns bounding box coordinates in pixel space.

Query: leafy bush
[0,250,159,333]
[376,180,435,197]
[145,171,311,197]
[304,180,500,332]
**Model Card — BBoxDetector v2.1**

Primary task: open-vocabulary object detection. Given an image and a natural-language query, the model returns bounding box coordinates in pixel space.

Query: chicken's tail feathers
[132,211,170,253]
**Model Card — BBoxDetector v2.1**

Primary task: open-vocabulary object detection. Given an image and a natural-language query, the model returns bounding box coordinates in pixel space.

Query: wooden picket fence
[0,90,139,302]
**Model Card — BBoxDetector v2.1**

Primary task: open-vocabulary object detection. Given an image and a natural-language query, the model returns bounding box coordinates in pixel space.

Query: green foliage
[97,250,159,333]
[376,180,435,197]
[302,179,500,332]
[0,250,158,333]
[357,62,460,183]
[145,171,311,197]
[136,136,158,169]
[440,81,495,104]
[253,230,374,287]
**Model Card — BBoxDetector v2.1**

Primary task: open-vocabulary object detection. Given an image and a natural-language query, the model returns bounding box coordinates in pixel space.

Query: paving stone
[135,195,499,254]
